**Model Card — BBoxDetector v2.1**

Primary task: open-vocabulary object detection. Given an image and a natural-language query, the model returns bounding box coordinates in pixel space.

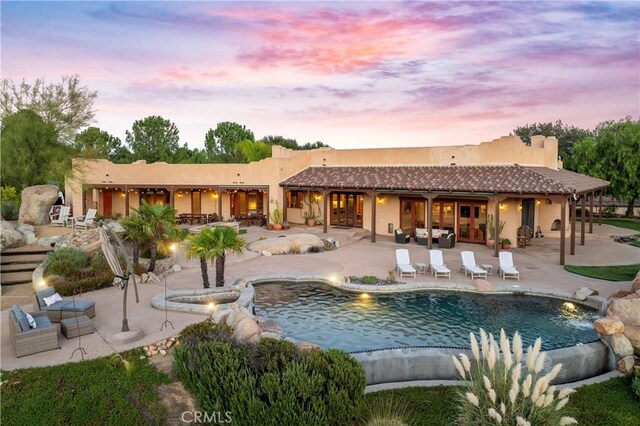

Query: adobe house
[66,135,608,264]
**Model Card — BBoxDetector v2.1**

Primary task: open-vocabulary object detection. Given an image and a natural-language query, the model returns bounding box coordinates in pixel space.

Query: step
[0,254,48,265]
[2,245,52,256]
[0,263,41,273]
[0,271,34,286]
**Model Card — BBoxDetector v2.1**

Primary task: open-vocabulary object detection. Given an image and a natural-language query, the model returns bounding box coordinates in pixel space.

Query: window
[286,191,303,208]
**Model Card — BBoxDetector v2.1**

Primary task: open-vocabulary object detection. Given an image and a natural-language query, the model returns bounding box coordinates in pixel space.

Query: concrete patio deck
[1,222,638,370]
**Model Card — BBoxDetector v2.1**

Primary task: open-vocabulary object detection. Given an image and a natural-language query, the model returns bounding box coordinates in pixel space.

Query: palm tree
[134,199,182,272]
[186,226,245,288]
[121,213,147,264]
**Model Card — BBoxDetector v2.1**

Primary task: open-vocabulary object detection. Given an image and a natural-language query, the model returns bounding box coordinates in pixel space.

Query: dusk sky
[2,1,639,149]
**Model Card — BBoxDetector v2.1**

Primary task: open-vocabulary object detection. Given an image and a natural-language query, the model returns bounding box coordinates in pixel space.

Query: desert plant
[1,201,19,220]
[323,242,335,251]
[120,213,149,264]
[387,270,396,283]
[132,200,184,272]
[290,243,301,254]
[270,206,283,225]
[185,226,245,287]
[360,275,380,285]
[308,245,324,253]
[451,329,577,426]
[632,367,640,400]
[44,247,88,277]
[360,395,411,426]
[299,192,321,224]
[487,214,506,241]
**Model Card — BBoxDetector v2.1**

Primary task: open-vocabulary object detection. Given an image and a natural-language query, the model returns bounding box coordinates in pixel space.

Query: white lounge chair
[428,250,451,279]
[460,251,488,279]
[498,251,520,280]
[50,206,70,227]
[395,249,417,278]
[74,209,97,230]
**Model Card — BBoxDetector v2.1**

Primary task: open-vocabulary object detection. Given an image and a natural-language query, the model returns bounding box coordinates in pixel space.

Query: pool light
[563,302,576,311]
[359,293,370,299]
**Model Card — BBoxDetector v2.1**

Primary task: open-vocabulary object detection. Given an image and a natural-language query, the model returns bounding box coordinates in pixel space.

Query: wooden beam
[560,197,566,265]
[81,186,87,216]
[323,190,328,234]
[598,189,603,225]
[427,195,433,249]
[217,187,222,220]
[580,194,586,246]
[169,186,174,209]
[124,185,130,217]
[282,187,287,223]
[589,191,594,234]
[570,196,576,255]
[494,195,500,257]
[371,191,377,243]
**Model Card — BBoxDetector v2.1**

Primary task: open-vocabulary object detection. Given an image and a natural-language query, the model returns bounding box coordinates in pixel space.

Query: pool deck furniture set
[50,207,97,229]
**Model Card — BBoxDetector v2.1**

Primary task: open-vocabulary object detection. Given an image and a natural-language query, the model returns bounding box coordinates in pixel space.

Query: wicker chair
[9,306,59,358]
[35,287,96,323]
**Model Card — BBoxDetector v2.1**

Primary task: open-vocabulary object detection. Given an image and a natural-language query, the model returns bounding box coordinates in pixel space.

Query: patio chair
[428,250,451,279]
[35,287,96,323]
[9,304,59,357]
[498,251,520,280]
[50,206,70,227]
[438,232,456,249]
[395,229,410,244]
[395,249,417,278]
[460,251,488,279]
[74,208,97,230]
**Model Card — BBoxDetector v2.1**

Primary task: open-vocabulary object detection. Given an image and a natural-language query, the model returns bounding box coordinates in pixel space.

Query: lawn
[362,377,640,425]
[602,218,640,232]
[0,350,169,426]
[564,264,640,281]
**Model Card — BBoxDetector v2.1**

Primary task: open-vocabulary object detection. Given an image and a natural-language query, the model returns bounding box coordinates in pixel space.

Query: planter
[307,219,316,227]
[266,223,274,231]
[501,244,511,250]
[273,224,283,231]
[487,239,495,248]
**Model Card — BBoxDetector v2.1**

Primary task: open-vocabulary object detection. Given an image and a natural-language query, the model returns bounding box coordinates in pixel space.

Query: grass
[564,264,640,281]
[0,350,169,425]
[602,218,640,232]
[362,377,640,425]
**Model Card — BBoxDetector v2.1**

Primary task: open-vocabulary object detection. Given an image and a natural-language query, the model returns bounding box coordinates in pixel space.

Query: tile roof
[280,165,609,195]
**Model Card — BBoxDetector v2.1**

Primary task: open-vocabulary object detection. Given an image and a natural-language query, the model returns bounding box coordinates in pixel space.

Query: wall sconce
[536,200,541,205]
[212,192,218,199]
[177,193,183,198]
[499,203,505,210]
[518,204,522,211]
[376,195,384,204]
[314,194,321,202]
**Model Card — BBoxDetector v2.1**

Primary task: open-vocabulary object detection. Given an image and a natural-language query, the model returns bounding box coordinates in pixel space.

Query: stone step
[0,263,41,273]
[2,245,52,256]
[0,271,34,286]
[0,254,48,265]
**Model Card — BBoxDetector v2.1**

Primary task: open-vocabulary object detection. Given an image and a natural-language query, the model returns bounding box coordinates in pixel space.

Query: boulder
[616,356,635,374]
[248,334,262,344]
[147,271,160,283]
[260,332,282,340]
[572,287,597,301]
[622,324,640,348]
[261,250,272,256]
[610,334,634,358]
[249,233,324,255]
[608,296,640,326]
[474,279,493,292]
[18,185,59,225]
[212,308,232,324]
[106,221,125,234]
[23,231,37,244]
[259,319,283,335]
[172,264,182,272]
[54,228,101,254]
[16,223,35,234]
[0,220,24,250]
[233,318,262,343]
[297,341,320,352]
[608,289,632,300]
[632,274,640,292]
[36,235,63,248]
[593,318,625,335]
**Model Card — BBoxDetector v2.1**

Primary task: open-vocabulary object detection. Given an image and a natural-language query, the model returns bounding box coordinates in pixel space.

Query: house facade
[66,135,608,264]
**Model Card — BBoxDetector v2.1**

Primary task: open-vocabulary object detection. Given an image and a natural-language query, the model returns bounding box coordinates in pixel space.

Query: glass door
[330,193,364,227]
[458,202,487,243]
[400,199,426,237]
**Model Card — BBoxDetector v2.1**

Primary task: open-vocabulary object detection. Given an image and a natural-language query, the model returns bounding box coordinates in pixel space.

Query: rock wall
[18,185,59,225]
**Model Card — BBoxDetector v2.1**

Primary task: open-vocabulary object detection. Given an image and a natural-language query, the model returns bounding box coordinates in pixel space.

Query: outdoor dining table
[177,213,208,225]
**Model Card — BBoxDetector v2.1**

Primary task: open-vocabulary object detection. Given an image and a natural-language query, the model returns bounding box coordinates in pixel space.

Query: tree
[0,75,97,143]
[184,228,221,288]
[573,117,640,217]
[0,109,72,189]
[192,226,246,287]
[134,200,183,272]
[204,121,254,163]
[74,127,131,162]
[120,213,148,264]
[237,139,272,162]
[261,135,330,151]
[512,120,591,170]
[126,116,180,163]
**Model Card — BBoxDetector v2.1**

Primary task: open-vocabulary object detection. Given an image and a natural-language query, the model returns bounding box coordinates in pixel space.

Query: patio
[1,222,638,370]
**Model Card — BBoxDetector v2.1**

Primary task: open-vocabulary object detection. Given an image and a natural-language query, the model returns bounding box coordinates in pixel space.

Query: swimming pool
[253,282,600,353]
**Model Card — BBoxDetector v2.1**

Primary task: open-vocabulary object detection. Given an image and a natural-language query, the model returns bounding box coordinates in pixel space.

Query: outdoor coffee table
[481,264,493,276]
[414,263,427,275]
[61,315,94,339]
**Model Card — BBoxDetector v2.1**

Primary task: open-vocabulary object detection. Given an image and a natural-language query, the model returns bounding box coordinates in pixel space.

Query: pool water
[253,282,600,353]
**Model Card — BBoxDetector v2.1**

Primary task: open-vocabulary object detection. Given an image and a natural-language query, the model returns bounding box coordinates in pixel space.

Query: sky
[2,1,639,149]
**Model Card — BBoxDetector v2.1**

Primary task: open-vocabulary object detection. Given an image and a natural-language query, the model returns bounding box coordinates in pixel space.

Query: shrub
[1,201,19,220]
[602,205,617,218]
[632,367,640,400]
[308,245,324,253]
[53,272,114,296]
[387,270,396,283]
[290,243,301,254]
[323,242,335,251]
[452,329,577,426]
[0,186,20,204]
[44,248,88,277]
[349,275,359,282]
[360,396,411,426]
[174,328,366,425]
[360,276,380,285]
[178,320,234,347]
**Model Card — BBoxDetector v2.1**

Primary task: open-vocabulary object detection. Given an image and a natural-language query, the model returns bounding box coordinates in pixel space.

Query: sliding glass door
[330,193,363,227]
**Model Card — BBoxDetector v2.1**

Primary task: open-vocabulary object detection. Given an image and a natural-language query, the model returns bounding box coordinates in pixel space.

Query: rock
[149,345,157,351]
[225,311,240,327]
[212,308,232,324]
[54,228,101,254]
[249,233,324,255]
[36,235,63,247]
[572,287,597,301]
[593,318,625,335]
[147,272,160,283]
[259,319,283,335]
[248,334,262,344]
[474,279,493,292]
[166,340,173,348]
[18,185,59,225]
[150,348,159,355]
[232,311,249,328]
[622,324,640,348]
[141,273,149,283]
[145,351,151,357]
[260,332,282,340]
[237,279,248,288]
[172,264,182,272]
[0,220,24,250]
[159,349,167,356]
[297,341,320,352]
[233,318,262,342]
[610,334,634,357]
[262,250,272,256]
[608,297,640,326]
[608,289,632,300]
[16,223,34,234]
[632,275,640,292]
[106,221,125,233]
[616,356,635,374]
[23,231,37,244]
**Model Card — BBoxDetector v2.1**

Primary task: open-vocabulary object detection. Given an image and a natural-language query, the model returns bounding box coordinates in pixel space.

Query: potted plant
[487,215,506,248]
[271,201,283,231]
[500,238,511,250]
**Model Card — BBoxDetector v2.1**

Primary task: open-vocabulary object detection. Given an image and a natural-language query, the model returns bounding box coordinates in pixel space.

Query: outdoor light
[39,279,47,287]
[537,200,541,205]
[377,196,384,204]
[359,293,370,299]
[563,302,577,311]
[499,203,505,210]
[518,204,522,211]
[169,243,177,253]
[208,302,216,311]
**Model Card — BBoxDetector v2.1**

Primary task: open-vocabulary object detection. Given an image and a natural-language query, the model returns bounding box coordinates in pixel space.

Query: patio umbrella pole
[160,273,174,331]
[70,285,87,360]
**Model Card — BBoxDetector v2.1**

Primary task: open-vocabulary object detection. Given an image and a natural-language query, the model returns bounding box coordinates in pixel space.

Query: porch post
[427,195,433,250]
[81,186,87,216]
[598,189,603,225]
[217,187,223,220]
[560,197,566,265]
[124,185,130,217]
[580,194,586,246]
[370,190,376,243]
[589,191,594,234]
[570,195,576,255]
[322,189,328,234]
[169,186,174,209]
[282,187,287,223]
[494,195,500,258]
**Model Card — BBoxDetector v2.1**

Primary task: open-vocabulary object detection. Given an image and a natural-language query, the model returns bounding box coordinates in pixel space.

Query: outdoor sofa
[9,305,59,357]
[35,287,96,323]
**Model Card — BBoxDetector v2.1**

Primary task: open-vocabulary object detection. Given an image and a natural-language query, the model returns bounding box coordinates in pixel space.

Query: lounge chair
[438,232,456,249]
[74,208,97,230]
[460,251,488,279]
[395,249,417,278]
[35,287,96,323]
[498,251,520,280]
[50,206,70,227]
[428,250,451,279]
[394,229,410,244]
[9,304,59,357]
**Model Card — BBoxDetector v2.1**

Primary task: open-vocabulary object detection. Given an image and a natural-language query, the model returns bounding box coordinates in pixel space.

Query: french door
[457,203,487,243]
[400,198,425,237]
[102,190,113,216]
[330,193,363,227]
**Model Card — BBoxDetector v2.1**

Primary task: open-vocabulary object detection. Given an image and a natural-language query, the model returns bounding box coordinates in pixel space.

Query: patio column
[598,189,603,225]
[81,186,87,216]
[282,187,287,223]
[217,187,222,220]
[322,189,328,234]
[370,190,376,243]
[589,191,594,234]
[560,197,566,265]
[124,185,130,217]
[494,195,501,258]
[580,193,586,246]
[169,186,174,209]
[570,195,576,255]
[427,195,433,250]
